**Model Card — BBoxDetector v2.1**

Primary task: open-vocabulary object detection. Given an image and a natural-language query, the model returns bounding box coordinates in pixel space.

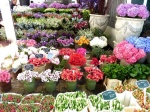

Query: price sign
[35,54,43,58]
[41,37,48,42]
[102,90,116,101]
[48,52,54,59]
[42,48,50,53]
[137,80,149,89]
[24,64,34,71]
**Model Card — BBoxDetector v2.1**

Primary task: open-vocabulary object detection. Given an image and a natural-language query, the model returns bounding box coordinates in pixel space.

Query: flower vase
[86,78,96,90]
[89,14,110,33]
[34,64,46,73]
[120,59,130,66]
[0,81,12,92]
[146,52,150,64]
[45,81,56,92]
[66,81,77,91]
[23,79,35,93]
[115,16,145,43]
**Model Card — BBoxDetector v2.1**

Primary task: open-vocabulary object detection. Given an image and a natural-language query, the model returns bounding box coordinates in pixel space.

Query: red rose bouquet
[84,67,104,82]
[99,55,117,64]
[59,48,75,56]
[61,68,83,82]
[69,53,86,66]
[28,58,50,67]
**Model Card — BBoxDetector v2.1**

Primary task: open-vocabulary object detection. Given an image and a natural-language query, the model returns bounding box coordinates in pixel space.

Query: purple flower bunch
[49,2,67,9]
[29,3,48,8]
[126,36,150,52]
[67,3,81,8]
[33,13,44,18]
[57,36,74,46]
[116,3,149,19]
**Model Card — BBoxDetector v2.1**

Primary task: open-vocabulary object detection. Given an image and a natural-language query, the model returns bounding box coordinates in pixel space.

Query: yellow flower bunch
[75,36,90,46]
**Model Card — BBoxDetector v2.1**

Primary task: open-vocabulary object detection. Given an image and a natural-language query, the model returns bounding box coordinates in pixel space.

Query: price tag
[48,52,54,59]
[24,64,34,71]
[137,80,149,89]
[102,90,116,101]
[41,37,48,42]
[42,48,50,53]
[35,54,43,58]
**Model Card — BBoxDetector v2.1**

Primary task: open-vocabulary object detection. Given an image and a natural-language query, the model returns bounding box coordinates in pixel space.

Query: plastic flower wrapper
[17,70,39,82]
[0,70,11,83]
[50,57,60,65]
[90,36,107,48]
[39,69,61,82]
[1,58,13,69]
[76,48,86,56]
[12,59,22,69]
[49,47,59,57]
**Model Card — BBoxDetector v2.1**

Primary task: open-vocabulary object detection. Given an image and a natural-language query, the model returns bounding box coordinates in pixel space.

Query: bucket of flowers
[0,70,12,92]
[40,95,55,112]
[17,70,39,93]
[61,68,83,91]
[84,67,104,90]
[39,69,61,92]
[2,93,23,103]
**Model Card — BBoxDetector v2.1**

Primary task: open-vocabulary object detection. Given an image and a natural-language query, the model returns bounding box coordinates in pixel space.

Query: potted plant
[102,64,127,89]
[114,40,146,65]
[91,46,105,59]
[2,93,23,103]
[0,70,12,92]
[17,70,39,93]
[69,53,86,69]
[84,67,104,90]
[75,36,90,49]
[86,57,99,67]
[40,69,61,92]
[88,0,112,32]
[115,3,149,42]
[61,68,83,91]
[40,95,55,112]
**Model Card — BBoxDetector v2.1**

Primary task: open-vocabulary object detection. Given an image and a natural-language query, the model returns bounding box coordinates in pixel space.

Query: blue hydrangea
[125,36,138,45]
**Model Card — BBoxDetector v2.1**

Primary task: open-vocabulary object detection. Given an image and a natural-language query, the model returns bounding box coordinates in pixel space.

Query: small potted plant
[61,68,83,91]
[40,69,61,92]
[17,70,39,93]
[84,67,104,90]
[0,70,12,92]
[69,53,86,69]
[41,95,55,112]
[75,36,90,48]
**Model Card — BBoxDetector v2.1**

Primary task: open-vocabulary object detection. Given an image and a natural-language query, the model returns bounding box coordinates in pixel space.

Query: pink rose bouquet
[0,70,11,83]
[114,41,146,64]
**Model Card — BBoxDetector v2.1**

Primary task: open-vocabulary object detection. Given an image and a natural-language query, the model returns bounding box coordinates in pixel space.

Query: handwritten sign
[102,90,116,101]
[35,54,43,58]
[137,80,149,89]
[24,64,34,71]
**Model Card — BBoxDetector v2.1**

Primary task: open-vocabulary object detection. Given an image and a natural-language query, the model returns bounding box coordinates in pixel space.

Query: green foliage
[102,64,128,81]
[44,8,57,13]
[81,9,90,20]
[31,8,45,13]
[91,46,105,58]
[77,29,94,40]
[59,9,72,14]
[91,28,103,37]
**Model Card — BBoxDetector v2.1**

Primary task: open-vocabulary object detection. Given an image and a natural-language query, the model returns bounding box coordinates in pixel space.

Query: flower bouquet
[28,57,50,73]
[17,70,38,93]
[84,67,104,90]
[0,102,17,112]
[61,68,83,91]
[40,95,55,112]
[0,70,12,92]
[88,58,99,67]
[21,93,43,104]
[17,103,42,112]
[40,69,61,92]
[114,41,146,64]
[76,47,87,56]
[2,93,23,103]
[59,48,75,56]
[75,36,90,48]
[69,53,86,68]
[57,36,74,47]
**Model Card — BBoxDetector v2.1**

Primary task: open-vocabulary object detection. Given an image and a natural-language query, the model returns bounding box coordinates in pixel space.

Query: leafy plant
[31,8,45,13]
[77,29,94,40]
[81,9,90,20]
[59,9,72,14]
[92,28,103,37]
[44,8,57,13]
[102,63,128,81]
[91,46,105,58]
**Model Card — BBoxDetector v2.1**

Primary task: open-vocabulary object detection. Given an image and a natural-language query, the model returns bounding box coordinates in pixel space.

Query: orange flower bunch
[75,36,90,46]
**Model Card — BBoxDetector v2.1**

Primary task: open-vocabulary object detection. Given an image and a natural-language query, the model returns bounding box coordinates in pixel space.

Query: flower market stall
[0,0,150,112]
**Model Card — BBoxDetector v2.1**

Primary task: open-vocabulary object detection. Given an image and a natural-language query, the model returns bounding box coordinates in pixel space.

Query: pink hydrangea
[0,70,11,83]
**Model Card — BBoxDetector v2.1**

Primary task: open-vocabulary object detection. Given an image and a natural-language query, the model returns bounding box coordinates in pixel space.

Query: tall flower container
[61,68,83,91]
[89,14,110,32]
[17,70,39,93]
[85,67,104,90]
[0,70,12,92]
[40,69,61,92]
[115,3,149,42]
